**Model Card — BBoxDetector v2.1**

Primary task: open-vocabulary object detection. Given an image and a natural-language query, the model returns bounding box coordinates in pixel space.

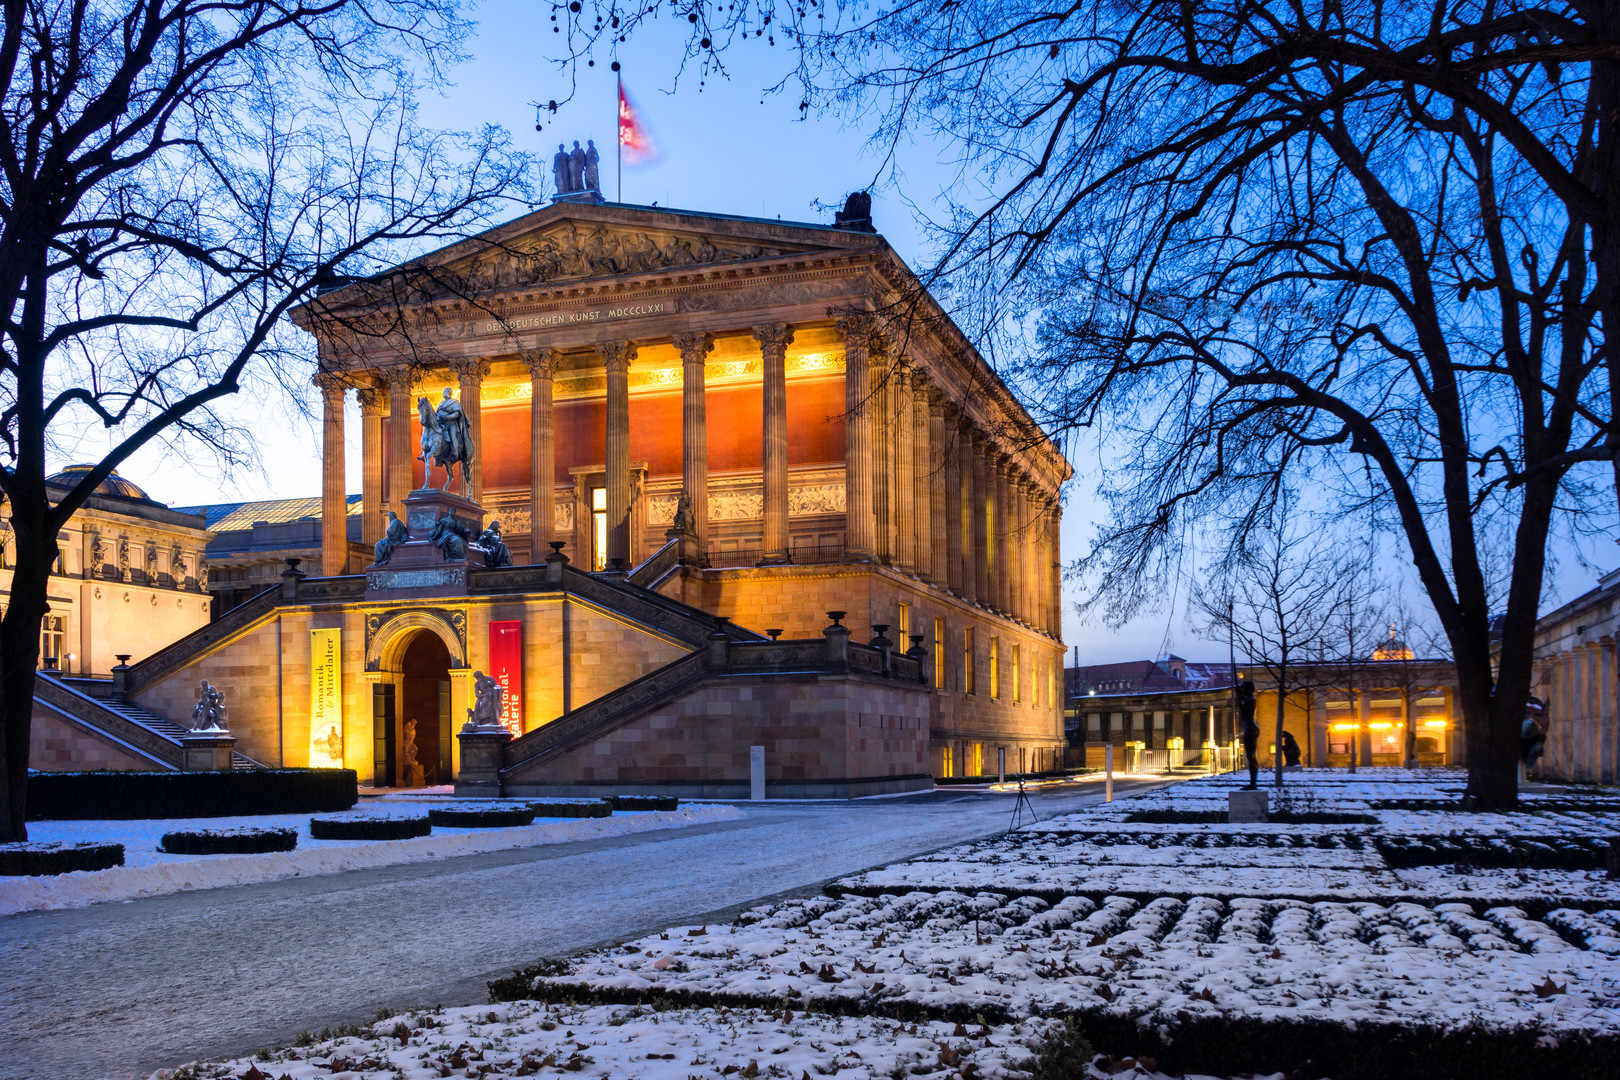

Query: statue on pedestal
[190,679,228,732]
[402,719,425,786]
[552,143,573,194]
[568,141,586,192]
[673,491,698,536]
[475,520,512,568]
[584,139,601,192]
[372,510,409,565]
[463,670,505,732]
[427,509,470,562]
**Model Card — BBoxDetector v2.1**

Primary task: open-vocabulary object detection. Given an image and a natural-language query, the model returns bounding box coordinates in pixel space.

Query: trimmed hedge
[1124,808,1376,825]
[27,769,357,820]
[0,841,124,876]
[309,814,432,841]
[427,805,536,828]
[609,795,678,811]
[1376,833,1609,870]
[529,800,612,819]
[158,826,298,855]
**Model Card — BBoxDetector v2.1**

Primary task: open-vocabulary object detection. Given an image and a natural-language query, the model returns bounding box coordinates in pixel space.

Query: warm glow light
[1331,722,1359,731]
[1369,722,1392,730]
[1423,719,1448,729]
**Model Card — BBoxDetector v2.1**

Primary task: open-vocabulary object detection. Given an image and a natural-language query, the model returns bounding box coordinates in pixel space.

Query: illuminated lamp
[1369,722,1392,730]
[1331,723,1358,731]
[1423,719,1448,729]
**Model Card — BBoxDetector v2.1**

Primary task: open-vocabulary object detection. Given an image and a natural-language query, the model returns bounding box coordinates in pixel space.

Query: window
[39,615,63,669]
[897,601,911,643]
[939,745,954,778]
[990,636,1000,699]
[933,616,945,689]
[971,743,983,776]
[1012,644,1021,704]
[962,627,975,694]
[590,487,607,571]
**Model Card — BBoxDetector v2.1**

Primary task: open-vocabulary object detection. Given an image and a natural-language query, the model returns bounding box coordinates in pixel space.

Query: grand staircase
[35,672,262,770]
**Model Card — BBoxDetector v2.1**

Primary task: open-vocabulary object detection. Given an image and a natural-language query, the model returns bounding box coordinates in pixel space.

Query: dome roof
[44,465,153,502]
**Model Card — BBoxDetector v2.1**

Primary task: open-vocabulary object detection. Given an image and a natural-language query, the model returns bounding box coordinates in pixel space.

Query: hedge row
[1017,830,1368,850]
[428,805,536,829]
[609,795,678,811]
[1376,833,1611,870]
[27,769,358,820]
[1123,808,1376,825]
[0,841,124,876]
[158,827,298,855]
[310,815,432,841]
[529,801,612,819]
[497,979,1619,1080]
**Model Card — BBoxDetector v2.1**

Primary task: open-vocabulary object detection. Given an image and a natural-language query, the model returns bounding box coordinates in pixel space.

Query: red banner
[488,621,523,736]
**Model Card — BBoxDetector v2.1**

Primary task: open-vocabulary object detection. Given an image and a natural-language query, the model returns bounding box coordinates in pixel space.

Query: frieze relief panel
[476,353,843,406]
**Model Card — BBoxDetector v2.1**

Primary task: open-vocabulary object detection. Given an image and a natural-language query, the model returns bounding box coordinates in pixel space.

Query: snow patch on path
[0,804,743,915]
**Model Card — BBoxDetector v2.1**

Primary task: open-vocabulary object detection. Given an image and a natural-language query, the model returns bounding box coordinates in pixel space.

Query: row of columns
[1539,641,1619,783]
[315,319,1063,639]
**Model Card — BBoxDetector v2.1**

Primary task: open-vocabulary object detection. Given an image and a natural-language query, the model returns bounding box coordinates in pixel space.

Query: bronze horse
[417,395,473,494]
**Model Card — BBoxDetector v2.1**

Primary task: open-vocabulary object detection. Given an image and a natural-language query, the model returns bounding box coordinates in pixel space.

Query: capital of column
[672,331,715,365]
[448,357,492,382]
[596,340,638,372]
[312,372,347,401]
[520,348,562,379]
[833,313,875,339]
[382,365,415,394]
[356,385,384,413]
[752,323,795,354]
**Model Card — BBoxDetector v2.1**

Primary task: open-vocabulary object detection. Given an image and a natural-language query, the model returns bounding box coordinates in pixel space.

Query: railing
[726,639,828,671]
[705,541,848,569]
[626,536,682,589]
[32,673,182,769]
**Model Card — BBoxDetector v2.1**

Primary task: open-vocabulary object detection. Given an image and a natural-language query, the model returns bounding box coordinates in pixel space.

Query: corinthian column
[837,316,875,560]
[969,426,989,605]
[597,340,637,567]
[523,349,560,562]
[754,323,794,565]
[871,339,894,564]
[449,358,490,503]
[995,457,1013,616]
[315,374,347,576]
[927,388,947,585]
[944,406,964,596]
[892,357,915,573]
[673,331,714,561]
[385,367,415,510]
[358,385,384,549]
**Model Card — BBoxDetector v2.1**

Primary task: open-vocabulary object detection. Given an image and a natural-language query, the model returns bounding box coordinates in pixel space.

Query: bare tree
[1193,522,1345,788]
[0,0,533,841]
[559,0,1620,810]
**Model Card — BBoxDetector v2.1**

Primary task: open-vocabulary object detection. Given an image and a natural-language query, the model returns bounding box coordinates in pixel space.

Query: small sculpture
[170,541,184,582]
[373,510,409,565]
[197,559,209,590]
[417,390,474,494]
[402,719,425,786]
[190,679,228,732]
[476,520,512,568]
[427,509,469,561]
[1236,679,1259,789]
[584,139,600,191]
[569,140,587,192]
[144,542,158,581]
[673,491,698,536]
[552,143,571,194]
[89,531,104,571]
[463,670,505,732]
[117,537,130,581]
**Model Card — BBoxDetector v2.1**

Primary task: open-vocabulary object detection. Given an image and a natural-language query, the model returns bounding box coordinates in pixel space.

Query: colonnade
[1537,639,1619,783]
[315,317,1063,638]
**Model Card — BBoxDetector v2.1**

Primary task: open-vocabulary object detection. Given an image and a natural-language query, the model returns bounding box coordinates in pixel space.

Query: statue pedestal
[366,488,486,598]
[181,732,235,771]
[455,726,512,797]
[1228,789,1269,823]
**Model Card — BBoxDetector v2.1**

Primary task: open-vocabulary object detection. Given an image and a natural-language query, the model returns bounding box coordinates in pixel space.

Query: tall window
[990,636,1001,699]
[1012,644,1021,704]
[963,627,975,694]
[590,487,608,571]
[933,616,945,689]
[39,615,63,668]
[897,601,911,643]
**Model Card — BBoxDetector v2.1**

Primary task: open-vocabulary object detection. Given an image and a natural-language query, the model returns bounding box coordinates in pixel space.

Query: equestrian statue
[418,388,475,495]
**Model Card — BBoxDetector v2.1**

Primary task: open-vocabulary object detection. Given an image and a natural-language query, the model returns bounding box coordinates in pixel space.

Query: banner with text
[309,628,344,766]
[489,620,523,736]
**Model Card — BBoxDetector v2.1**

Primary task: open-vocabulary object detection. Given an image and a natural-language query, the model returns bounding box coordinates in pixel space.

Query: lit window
[1013,644,1021,704]
[897,601,910,643]
[963,627,975,695]
[990,636,1000,699]
[591,487,607,571]
[39,615,64,669]
[933,616,945,689]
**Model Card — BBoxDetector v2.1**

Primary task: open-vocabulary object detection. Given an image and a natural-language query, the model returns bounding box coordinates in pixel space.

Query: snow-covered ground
[144,770,1620,1080]
[2,800,744,915]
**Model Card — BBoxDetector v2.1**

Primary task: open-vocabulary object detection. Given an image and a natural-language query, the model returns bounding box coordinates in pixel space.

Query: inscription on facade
[481,301,668,335]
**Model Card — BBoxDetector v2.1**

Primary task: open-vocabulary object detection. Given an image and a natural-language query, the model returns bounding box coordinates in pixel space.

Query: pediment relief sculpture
[453,222,809,295]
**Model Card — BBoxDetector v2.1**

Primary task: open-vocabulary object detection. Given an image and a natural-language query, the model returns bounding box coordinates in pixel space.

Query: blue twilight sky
[103,1,1613,664]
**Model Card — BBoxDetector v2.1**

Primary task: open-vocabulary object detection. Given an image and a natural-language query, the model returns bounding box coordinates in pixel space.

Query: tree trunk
[1402,685,1417,769]
[0,497,56,842]
[1273,670,1286,789]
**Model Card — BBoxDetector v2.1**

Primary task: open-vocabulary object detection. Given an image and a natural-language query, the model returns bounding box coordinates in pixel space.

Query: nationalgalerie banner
[309,628,344,766]
[489,620,523,736]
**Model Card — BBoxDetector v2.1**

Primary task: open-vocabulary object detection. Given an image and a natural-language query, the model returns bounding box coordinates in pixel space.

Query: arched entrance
[396,631,452,786]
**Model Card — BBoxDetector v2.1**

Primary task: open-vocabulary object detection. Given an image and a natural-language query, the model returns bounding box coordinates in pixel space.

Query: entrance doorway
[399,631,452,785]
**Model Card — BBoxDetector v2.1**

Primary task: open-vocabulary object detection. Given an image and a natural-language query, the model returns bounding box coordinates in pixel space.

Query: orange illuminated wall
[463,377,846,492]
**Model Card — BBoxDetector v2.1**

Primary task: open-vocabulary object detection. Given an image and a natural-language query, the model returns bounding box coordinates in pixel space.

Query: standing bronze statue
[1236,679,1260,789]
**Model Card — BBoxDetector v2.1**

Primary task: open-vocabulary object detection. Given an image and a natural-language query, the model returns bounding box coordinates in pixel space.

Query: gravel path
[0,781,1165,1080]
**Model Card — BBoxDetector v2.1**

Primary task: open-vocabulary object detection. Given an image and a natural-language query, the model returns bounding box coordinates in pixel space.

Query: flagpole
[616,74,622,203]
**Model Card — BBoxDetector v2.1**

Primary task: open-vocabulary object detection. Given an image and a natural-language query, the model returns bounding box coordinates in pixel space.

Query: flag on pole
[617,79,658,167]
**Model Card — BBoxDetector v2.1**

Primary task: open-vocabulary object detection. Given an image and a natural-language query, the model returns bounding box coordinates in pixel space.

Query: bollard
[1105,744,1114,803]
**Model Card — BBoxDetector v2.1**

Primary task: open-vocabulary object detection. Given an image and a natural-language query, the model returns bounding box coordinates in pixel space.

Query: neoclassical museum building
[32,199,1071,797]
